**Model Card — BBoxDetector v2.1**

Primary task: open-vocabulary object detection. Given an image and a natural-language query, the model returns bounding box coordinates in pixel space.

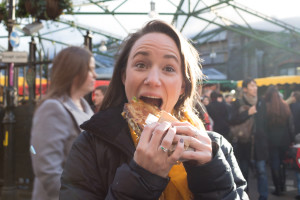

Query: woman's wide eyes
[164,66,175,72]
[134,63,176,72]
[135,63,146,69]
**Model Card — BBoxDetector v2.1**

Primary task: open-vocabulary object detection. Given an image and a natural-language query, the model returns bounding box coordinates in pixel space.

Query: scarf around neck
[243,92,257,106]
[129,111,198,200]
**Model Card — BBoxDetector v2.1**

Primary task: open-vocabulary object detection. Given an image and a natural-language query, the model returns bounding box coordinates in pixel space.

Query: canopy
[203,79,237,91]
[237,75,300,87]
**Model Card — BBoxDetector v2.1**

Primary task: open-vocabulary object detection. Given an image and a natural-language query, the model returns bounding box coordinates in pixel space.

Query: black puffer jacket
[60,104,248,200]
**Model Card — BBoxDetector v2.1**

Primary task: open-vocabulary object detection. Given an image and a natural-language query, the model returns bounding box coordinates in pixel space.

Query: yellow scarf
[129,111,196,200]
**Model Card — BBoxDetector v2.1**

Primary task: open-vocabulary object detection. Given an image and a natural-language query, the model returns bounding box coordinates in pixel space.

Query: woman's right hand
[133,122,185,178]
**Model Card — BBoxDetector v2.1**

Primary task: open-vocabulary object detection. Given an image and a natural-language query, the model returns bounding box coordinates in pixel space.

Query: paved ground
[248,167,298,200]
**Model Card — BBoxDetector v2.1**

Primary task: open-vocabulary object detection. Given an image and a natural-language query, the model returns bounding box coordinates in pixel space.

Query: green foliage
[0,0,30,25]
[58,0,73,13]
[20,0,73,20]
[16,0,29,18]
[0,1,8,24]
[27,0,46,19]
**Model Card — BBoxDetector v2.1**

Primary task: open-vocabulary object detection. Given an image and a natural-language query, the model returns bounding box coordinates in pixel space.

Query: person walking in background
[225,94,233,105]
[93,85,108,113]
[30,46,96,200]
[201,95,210,107]
[195,84,212,131]
[292,133,300,200]
[229,78,269,200]
[206,91,230,139]
[60,20,248,200]
[199,95,214,130]
[216,92,224,103]
[290,91,300,135]
[229,78,258,183]
[288,91,300,199]
[285,133,300,200]
[195,98,212,131]
[263,85,295,196]
[224,94,233,120]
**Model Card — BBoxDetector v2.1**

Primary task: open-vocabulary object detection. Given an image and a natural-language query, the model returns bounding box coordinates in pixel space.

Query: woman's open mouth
[139,96,163,109]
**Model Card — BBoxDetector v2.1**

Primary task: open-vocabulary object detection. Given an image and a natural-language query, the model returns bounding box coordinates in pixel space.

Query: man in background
[229,78,268,200]
[93,85,108,113]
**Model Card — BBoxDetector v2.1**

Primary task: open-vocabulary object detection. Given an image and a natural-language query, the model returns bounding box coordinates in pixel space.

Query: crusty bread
[122,99,161,136]
[122,98,194,154]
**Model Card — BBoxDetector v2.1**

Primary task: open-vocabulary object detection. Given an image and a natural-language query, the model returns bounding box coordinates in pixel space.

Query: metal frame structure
[1,0,299,56]
[49,0,300,56]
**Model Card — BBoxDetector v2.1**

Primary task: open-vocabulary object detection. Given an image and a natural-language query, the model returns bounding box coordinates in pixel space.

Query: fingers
[173,124,210,144]
[138,120,213,169]
[167,137,185,164]
[140,121,175,153]
[175,135,212,165]
[159,126,176,153]
[138,122,159,147]
[170,121,213,165]
[149,121,172,149]
[181,149,212,165]
[134,122,182,177]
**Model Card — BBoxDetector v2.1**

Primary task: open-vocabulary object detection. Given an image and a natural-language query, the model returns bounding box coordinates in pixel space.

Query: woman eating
[60,20,248,200]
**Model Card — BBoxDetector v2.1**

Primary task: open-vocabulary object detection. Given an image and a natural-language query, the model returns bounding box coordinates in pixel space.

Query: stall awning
[237,75,300,87]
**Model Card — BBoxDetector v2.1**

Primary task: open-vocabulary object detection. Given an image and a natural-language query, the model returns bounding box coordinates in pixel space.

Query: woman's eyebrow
[133,51,179,63]
[164,54,179,63]
[133,51,149,58]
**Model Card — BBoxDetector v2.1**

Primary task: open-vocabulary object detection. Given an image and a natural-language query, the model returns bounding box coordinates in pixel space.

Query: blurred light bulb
[99,41,107,52]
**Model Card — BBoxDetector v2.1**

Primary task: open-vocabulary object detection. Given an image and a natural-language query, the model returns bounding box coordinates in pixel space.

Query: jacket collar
[58,96,94,131]
[80,104,135,158]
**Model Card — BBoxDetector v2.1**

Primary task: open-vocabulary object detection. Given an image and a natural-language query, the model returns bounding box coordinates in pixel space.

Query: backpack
[229,105,254,143]
[285,146,300,170]
[296,148,300,169]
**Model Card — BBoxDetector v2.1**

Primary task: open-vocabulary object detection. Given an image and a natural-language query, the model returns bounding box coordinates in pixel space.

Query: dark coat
[253,100,269,161]
[290,101,300,135]
[229,97,268,161]
[229,97,251,126]
[60,104,248,200]
[206,100,230,137]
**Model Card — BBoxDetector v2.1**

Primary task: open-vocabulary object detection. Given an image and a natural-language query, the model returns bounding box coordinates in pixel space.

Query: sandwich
[122,97,194,154]
[121,97,161,136]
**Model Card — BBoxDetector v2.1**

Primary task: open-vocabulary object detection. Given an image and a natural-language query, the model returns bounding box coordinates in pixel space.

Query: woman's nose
[144,68,161,87]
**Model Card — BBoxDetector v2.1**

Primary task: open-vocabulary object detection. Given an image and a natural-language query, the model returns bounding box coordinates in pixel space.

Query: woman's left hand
[171,121,212,165]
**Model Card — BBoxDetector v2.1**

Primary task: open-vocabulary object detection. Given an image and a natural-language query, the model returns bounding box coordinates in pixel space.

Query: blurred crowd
[196,78,300,200]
